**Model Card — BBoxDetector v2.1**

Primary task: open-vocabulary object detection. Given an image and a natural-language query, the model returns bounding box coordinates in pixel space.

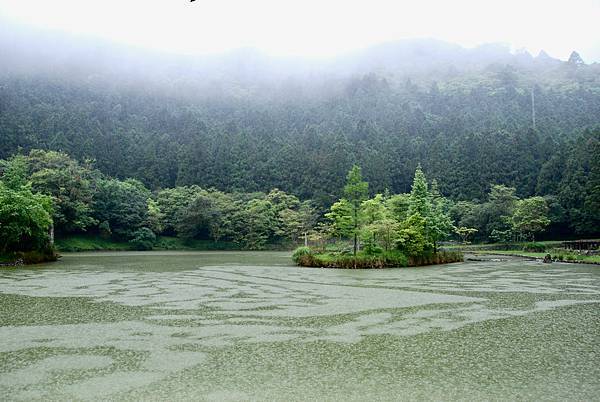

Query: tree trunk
[353,206,358,257]
[49,223,54,247]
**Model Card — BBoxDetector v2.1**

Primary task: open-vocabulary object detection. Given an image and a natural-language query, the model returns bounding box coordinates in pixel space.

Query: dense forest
[0,150,558,265]
[0,30,599,246]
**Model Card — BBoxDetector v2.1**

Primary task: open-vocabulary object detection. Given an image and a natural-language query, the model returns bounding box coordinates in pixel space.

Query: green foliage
[554,129,600,236]
[293,249,463,269]
[297,201,319,242]
[343,165,369,256]
[268,189,303,241]
[92,178,151,240]
[386,194,411,222]
[55,234,241,252]
[323,165,455,258]
[368,218,400,252]
[458,184,520,242]
[406,251,464,267]
[0,183,54,252]
[55,235,131,252]
[454,226,478,244]
[129,227,156,251]
[359,222,384,255]
[175,194,217,240]
[156,186,203,235]
[0,161,54,253]
[232,198,276,250]
[522,242,547,252]
[146,199,164,235]
[292,246,313,264]
[396,213,431,257]
[486,185,519,238]
[344,165,369,207]
[205,191,236,243]
[403,168,454,251]
[408,165,431,217]
[325,199,354,238]
[27,150,97,233]
[154,186,311,249]
[98,220,112,239]
[428,180,454,251]
[295,250,409,269]
[490,227,514,244]
[361,194,386,225]
[0,155,28,190]
[0,126,594,258]
[512,197,551,241]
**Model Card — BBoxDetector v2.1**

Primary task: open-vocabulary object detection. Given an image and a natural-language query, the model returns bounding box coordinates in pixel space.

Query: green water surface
[0,252,598,401]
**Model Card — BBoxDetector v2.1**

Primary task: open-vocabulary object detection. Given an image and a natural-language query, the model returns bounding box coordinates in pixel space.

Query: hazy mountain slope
[1,22,599,205]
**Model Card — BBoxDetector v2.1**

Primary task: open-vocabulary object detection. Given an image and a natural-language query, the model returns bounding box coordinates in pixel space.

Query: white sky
[1,0,599,61]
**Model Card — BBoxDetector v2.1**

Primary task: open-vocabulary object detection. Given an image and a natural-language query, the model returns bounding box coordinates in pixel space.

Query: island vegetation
[292,165,463,268]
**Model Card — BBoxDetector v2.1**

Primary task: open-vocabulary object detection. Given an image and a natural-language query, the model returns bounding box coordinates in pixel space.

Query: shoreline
[472,251,600,265]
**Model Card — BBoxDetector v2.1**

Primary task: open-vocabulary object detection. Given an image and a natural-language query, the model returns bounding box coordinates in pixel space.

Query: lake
[0,251,599,401]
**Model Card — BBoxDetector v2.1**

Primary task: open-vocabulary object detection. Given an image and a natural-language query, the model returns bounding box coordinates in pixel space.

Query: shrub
[129,227,156,251]
[522,242,546,252]
[99,220,112,239]
[408,250,463,266]
[292,246,313,264]
[363,241,383,256]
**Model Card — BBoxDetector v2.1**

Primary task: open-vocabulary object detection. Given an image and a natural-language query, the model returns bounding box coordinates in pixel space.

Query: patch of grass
[55,235,132,252]
[521,242,547,252]
[55,234,244,252]
[153,236,241,251]
[449,241,564,252]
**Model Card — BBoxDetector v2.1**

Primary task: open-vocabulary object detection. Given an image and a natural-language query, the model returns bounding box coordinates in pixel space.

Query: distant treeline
[0,148,596,258]
[0,150,318,252]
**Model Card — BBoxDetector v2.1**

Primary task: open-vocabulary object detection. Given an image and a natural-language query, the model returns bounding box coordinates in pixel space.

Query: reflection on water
[0,252,599,400]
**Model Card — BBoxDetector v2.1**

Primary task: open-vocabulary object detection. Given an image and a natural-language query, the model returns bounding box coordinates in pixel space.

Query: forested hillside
[1,29,599,240]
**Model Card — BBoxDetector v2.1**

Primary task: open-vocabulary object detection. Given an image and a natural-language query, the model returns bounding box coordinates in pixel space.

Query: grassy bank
[447,241,600,265]
[447,241,564,252]
[55,235,243,252]
[473,250,600,265]
[292,247,463,269]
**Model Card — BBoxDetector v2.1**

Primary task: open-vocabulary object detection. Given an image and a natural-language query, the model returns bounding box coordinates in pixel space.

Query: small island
[292,165,463,268]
